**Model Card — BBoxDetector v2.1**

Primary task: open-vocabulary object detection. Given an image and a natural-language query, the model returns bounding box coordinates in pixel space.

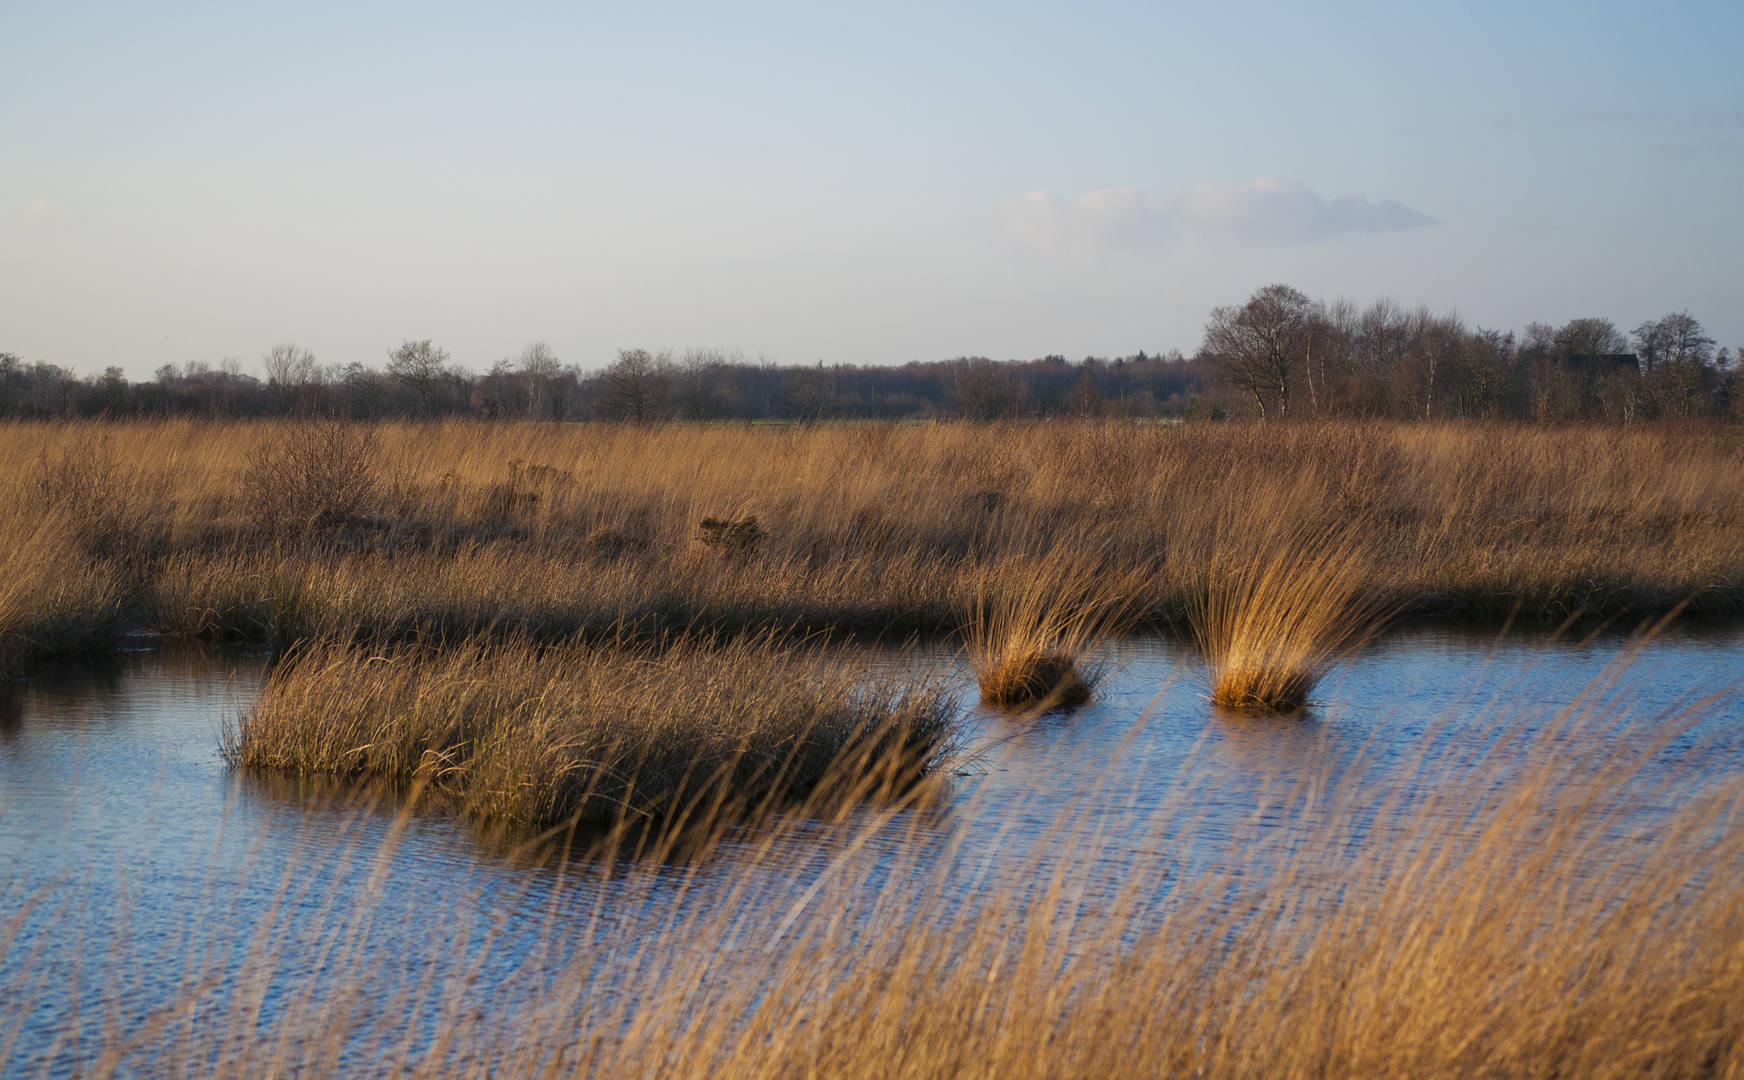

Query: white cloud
[1168,176,1435,245]
[994,186,1169,260]
[18,198,66,233]
[996,177,1434,257]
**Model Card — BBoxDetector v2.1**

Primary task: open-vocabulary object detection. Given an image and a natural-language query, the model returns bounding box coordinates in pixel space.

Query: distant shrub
[244,419,380,539]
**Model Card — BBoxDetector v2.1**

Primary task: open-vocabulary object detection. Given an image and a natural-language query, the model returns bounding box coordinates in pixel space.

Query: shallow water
[4,622,1743,1074]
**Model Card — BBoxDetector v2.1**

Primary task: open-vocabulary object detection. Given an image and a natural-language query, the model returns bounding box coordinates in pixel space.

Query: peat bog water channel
[3,621,1743,1072]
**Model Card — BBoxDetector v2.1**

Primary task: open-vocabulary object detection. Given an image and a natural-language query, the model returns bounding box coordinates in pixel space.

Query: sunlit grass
[1,416,1741,670]
[960,553,1143,709]
[1188,508,1393,713]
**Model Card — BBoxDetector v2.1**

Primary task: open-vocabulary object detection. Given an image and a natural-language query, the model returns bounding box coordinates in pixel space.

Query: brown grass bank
[224,634,959,828]
[13,672,1744,1078]
[1,417,1741,666]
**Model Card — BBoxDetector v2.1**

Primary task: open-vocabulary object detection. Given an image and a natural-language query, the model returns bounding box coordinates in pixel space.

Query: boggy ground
[2,417,1739,671]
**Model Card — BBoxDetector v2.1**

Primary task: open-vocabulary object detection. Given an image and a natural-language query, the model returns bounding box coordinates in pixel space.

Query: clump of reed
[222,633,959,827]
[1188,507,1392,712]
[962,554,1142,710]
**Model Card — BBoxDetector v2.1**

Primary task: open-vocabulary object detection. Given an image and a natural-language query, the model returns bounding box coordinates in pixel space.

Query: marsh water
[4,622,1744,1074]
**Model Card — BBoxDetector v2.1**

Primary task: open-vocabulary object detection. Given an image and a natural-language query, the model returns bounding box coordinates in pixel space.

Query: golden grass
[1,417,1741,669]
[1189,500,1395,712]
[0,500,129,673]
[223,634,959,828]
[12,666,1744,1078]
[961,554,1143,709]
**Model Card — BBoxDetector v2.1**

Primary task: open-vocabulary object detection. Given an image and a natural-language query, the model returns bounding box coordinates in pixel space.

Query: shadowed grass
[222,633,960,828]
[0,503,130,675]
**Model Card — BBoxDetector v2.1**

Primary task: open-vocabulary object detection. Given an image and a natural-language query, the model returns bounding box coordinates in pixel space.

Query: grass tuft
[963,554,1142,710]
[1189,508,1392,713]
[978,651,1090,708]
[223,632,960,828]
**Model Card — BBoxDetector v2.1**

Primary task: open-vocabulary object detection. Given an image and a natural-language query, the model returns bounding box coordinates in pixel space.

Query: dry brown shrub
[33,440,169,565]
[243,418,380,538]
[699,515,764,556]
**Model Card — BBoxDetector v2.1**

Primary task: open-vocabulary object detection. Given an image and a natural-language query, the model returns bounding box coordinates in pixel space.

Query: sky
[3,0,1740,378]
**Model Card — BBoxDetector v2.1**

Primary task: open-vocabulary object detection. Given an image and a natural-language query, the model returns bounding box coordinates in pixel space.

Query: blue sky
[3,0,1739,376]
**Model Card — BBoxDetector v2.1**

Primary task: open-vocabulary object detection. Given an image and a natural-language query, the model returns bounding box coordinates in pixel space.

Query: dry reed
[1,417,1741,669]
[11,663,1744,1078]
[1188,498,1395,712]
[961,553,1144,709]
[223,634,959,827]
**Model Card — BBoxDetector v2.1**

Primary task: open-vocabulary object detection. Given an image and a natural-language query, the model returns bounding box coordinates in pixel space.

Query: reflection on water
[3,622,1743,1073]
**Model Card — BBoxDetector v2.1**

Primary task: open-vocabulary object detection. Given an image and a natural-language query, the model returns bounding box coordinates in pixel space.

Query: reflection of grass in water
[17,665,1744,1079]
[224,633,960,829]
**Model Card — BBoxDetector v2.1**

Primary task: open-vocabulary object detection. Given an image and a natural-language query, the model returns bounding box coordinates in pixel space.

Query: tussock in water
[977,651,1091,709]
[224,632,959,828]
[962,552,1142,711]
[1189,495,1393,714]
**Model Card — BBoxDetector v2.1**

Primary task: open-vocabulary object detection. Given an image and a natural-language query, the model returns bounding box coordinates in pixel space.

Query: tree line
[1,288,1734,422]
[1202,284,1738,423]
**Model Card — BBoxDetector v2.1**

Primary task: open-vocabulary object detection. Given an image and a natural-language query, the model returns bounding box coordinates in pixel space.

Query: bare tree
[675,348,736,421]
[263,343,321,413]
[952,361,1018,421]
[1067,371,1103,417]
[604,348,669,421]
[519,342,561,419]
[1555,318,1628,359]
[1403,308,1464,420]
[1635,312,1718,417]
[777,362,833,422]
[387,339,451,415]
[1453,329,1517,419]
[1202,284,1313,420]
[1633,312,1714,372]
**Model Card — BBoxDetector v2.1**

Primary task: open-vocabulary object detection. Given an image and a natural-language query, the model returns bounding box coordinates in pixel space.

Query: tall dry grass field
[1,417,1740,670]
[10,673,1744,1079]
